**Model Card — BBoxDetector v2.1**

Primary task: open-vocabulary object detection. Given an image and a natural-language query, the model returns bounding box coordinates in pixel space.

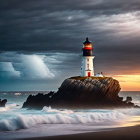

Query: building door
[88,72,90,77]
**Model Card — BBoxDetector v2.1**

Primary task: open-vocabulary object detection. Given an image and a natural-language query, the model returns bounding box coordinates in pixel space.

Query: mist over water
[0,91,140,139]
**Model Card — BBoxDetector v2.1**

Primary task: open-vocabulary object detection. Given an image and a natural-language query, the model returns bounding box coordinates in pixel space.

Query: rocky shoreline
[0,99,7,107]
[22,76,139,109]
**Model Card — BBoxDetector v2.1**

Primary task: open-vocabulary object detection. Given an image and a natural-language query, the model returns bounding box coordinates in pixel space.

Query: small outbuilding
[96,72,104,77]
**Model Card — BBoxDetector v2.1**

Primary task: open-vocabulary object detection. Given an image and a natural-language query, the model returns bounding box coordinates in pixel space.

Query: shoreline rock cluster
[22,76,139,109]
[0,99,7,107]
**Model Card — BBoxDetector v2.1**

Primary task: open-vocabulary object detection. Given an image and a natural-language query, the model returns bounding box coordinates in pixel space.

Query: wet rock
[0,99,7,107]
[125,96,132,103]
[22,77,138,109]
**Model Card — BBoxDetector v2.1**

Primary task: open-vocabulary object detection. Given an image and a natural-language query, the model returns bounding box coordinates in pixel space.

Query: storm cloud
[0,0,140,90]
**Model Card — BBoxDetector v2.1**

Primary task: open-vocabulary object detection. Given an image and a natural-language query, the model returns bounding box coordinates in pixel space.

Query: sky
[0,0,140,91]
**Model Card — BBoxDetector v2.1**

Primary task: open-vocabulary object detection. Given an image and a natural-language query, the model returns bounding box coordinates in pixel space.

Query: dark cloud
[0,0,140,90]
[1,0,140,52]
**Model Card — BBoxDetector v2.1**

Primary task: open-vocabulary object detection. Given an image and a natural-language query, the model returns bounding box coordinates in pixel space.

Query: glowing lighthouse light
[80,37,95,77]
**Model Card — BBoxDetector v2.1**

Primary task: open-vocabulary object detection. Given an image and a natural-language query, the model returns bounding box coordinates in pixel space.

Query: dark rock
[125,96,132,103]
[22,77,138,109]
[23,92,55,110]
[0,99,7,107]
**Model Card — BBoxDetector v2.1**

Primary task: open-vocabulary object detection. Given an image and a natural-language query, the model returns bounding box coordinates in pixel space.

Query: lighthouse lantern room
[80,37,95,77]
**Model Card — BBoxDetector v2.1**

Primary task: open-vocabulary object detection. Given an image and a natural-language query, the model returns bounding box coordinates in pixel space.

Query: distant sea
[0,91,140,139]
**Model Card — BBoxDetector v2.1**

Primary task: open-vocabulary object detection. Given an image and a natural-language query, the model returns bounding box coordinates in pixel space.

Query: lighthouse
[80,37,95,77]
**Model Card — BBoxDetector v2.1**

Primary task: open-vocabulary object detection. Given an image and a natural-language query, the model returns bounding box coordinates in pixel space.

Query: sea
[0,91,140,140]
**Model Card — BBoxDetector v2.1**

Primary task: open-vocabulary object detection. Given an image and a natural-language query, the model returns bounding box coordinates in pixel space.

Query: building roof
[83,37,91,45]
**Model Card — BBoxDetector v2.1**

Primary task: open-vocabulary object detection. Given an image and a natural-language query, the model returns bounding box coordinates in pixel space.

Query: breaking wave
[14,92,22,96]
[0,106,129,131]
[0,104,19,112]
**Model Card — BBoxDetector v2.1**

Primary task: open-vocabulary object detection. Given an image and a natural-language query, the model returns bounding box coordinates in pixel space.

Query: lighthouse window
[87,59,89,62]
[87,64,89,69]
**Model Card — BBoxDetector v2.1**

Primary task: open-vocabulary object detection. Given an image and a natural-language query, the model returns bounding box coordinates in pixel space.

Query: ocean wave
[42,106,74,114]
[14,92,22,96]
[0,107,128,131]
[0,107,7,112]
[2,92,7,95]
[0,104,20,112]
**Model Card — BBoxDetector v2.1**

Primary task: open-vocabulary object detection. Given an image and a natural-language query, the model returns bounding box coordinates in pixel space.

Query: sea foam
[0,106,128,131]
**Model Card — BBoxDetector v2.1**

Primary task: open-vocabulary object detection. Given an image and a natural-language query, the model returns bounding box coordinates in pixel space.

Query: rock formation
[23,77,138,109]
[0,99,7,107]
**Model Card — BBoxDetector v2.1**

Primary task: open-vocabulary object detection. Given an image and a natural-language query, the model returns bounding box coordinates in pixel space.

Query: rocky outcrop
[22,77,138,109]
[0,99,7,107]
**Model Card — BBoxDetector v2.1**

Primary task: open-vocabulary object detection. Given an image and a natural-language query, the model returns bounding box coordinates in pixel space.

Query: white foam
[42,106,74,114]
[0,107,128,131]
[0,107,140,140]
[14,92,22,96]
[0,104,20,112]
[0,107,7,112]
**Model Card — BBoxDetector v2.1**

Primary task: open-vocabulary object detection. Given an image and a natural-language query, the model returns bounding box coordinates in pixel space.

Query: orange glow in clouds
[112,75,140,91]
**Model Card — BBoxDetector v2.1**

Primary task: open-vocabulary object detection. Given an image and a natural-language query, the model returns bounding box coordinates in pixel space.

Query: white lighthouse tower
[80,37,95,77]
